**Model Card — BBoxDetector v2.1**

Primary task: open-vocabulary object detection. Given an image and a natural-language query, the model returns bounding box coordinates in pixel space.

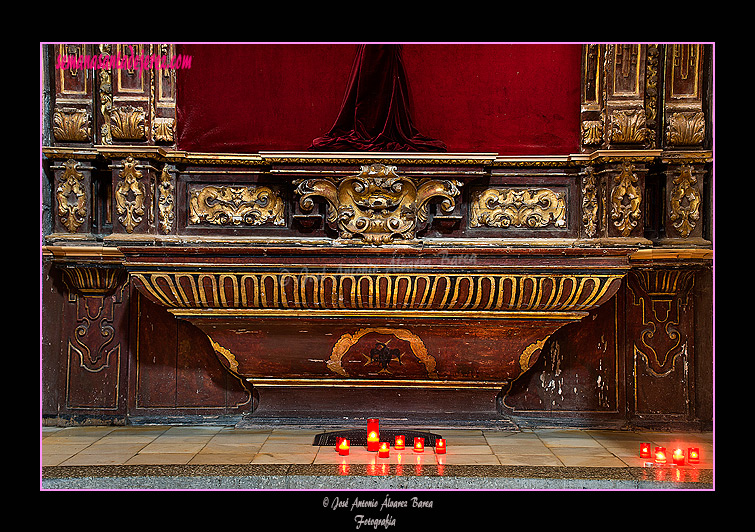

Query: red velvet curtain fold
[308,44,447,152]
[175,44,581,155]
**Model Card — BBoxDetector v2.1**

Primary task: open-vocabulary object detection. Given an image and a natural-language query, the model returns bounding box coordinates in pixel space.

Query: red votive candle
[378,442,390,458]
[688,447,700,464]
[639,443,651,458]
[413,437,425,453]
[672,448,685,466]
[654,446,667,464]
[367,430,380,451]
[394,435,405,450]
[335,436,343,453]
[338,439,350,456]
[435,438,446,454]
[367,418,379,436]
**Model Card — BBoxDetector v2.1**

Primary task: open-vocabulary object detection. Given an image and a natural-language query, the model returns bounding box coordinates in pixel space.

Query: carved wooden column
[581,44,659,152]
[663,44,707,150]
[657,44,711,247]
[99,43,177,147]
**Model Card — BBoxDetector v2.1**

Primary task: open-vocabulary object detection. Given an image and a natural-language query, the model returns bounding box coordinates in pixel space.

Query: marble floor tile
[435,454,501,465]
[137,442,208,454]
[61,452,139,466]
[125,453,195,465]
[189,453,256,465]
[555,454,627,467]
[495,453,563,467]
[438,444,493,455]
[250,452,317,464]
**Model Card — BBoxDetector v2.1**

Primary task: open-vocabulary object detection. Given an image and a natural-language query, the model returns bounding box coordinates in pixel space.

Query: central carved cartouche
[295,164,462,244]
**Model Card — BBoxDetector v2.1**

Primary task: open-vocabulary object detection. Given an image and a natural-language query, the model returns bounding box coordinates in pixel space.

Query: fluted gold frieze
[130,270,623,314]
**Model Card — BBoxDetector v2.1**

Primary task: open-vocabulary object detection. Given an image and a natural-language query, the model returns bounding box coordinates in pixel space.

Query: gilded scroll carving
[98,44,113,144]
[189,185,285,226]
[327,328,437,379]
[157,165,175,234]
[115,156,146,233]
[56,159,87,233]
[609,109,649,144]
[610,162,642,236]
[470,188,566,229]
[666,111,705,146]
[110,105,147,140]
[52,108,91,142]
[669,164,701,238]
[581,168,598,238]
[294,164,461,244]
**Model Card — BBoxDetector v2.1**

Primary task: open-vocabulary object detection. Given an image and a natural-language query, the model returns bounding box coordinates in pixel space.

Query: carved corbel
[609,108,650,145]
[666,112,706,147]
[110,105,147,141]
[52,108,91,142]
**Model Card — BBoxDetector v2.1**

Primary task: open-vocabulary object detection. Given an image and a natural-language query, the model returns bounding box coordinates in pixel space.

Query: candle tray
[313,428,442,447]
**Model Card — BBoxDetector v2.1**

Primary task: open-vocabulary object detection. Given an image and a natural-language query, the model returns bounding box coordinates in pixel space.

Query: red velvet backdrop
[176,43,581,155]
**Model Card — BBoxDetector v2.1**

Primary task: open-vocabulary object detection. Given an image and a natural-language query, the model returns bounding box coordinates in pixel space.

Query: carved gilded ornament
[327,328,437,379]
[295,164,461,244]
[610,162,642,236]
[581,168,598,238]
[581,119,603,146]
[157,166,175,234]
[609,108,649,144]
[153,117,175,143]
[666,111,705,146]
[56,159,87,233]
[98,44,113,144]
[52,108,91,142]
[471,188,566,229]
[669,164,701,238]
[189,185,285,226]
[110,105,147,140]
[115,157,146,233]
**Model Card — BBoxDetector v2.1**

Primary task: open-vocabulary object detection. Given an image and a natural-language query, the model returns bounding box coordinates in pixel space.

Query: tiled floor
[41,424,713,470]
